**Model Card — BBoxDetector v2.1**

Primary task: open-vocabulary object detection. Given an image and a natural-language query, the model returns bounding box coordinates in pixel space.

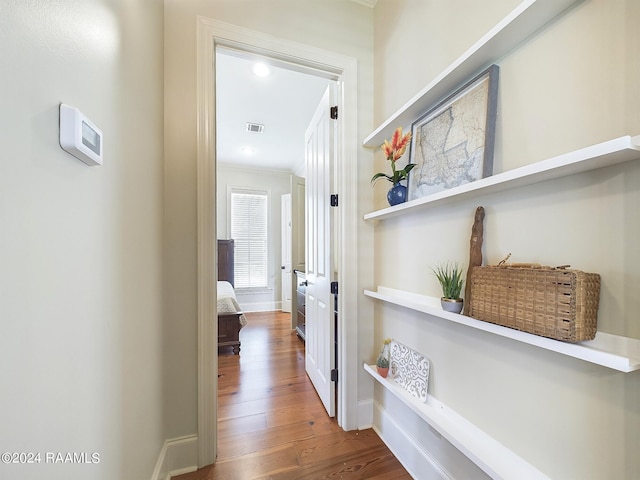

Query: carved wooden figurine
[464,206,485,315]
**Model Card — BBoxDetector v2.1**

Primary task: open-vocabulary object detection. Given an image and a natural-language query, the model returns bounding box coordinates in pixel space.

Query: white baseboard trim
[358,398,373,430]
[167,466,198,479]
[150,434,198,480]
[372,400,451,480]
[238,301,281,312]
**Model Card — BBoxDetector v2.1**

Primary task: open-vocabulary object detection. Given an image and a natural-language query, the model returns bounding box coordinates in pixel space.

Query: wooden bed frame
[218,239,243,354]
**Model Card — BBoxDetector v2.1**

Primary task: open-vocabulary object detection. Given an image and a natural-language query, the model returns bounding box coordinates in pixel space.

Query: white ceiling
[215,49,332,173]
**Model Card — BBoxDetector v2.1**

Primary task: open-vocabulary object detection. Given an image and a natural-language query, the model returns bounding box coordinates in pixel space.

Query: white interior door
[305,85,336,417]
[281,193,292,313]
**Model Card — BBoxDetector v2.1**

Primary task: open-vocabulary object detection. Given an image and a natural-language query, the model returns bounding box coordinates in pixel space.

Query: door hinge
[331,369,339,382]
[331,281,338,295]
[330,194,339,207]
[330,106,338,120]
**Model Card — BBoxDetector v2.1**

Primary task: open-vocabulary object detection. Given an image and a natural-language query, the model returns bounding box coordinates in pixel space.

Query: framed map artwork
[407,64,499,201]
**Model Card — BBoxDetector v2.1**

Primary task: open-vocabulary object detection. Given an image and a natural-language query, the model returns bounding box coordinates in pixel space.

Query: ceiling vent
[246,122,264,134]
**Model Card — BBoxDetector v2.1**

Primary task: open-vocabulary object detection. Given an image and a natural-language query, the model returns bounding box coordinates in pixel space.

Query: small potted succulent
[376,338,392,378]
[433,263,465,314]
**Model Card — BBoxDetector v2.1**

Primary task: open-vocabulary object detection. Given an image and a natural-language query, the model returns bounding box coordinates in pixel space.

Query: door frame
[280,193,292,314]
[196,17,360,466]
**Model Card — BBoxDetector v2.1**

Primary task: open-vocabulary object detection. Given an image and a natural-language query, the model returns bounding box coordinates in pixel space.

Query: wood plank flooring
[172,311,411,480]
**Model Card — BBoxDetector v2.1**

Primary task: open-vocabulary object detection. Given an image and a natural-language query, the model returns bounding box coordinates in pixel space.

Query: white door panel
[305,85,336,417]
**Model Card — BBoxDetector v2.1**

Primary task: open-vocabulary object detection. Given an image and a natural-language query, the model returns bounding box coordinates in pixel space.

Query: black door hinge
[331,369,339,382]
[331,281,338,295]
[330,194,339,207]
[330,106,338,120]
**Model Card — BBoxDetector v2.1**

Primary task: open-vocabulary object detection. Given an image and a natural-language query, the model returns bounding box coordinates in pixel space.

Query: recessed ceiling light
[241,146,255,155]
[252,62,271,77]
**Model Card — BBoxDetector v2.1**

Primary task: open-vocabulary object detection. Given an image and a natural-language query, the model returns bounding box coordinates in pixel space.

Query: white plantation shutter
[230,189,268,289]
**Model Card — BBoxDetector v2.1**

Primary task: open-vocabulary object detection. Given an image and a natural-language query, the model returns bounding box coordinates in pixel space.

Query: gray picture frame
[407,64,499,201]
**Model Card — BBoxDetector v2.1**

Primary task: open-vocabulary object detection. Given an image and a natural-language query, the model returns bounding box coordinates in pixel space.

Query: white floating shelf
[364,135,640,221]
[365,287,640,372]
[363,0,579,148]
[364,363,549,480]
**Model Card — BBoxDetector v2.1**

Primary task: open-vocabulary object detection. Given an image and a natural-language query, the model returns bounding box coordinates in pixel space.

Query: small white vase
[441,297,463,314]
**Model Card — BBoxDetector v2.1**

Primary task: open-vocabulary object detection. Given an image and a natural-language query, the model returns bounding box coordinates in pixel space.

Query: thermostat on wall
[59,103,103,166]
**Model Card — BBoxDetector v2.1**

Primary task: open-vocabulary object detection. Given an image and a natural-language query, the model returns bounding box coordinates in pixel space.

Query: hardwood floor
[172,311,411,480]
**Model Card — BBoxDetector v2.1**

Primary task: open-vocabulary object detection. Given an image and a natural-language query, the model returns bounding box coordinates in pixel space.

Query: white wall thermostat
[59,103,103,166]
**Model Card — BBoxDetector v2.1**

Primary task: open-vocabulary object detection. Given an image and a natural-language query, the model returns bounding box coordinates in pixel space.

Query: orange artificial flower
[371,127,415,185]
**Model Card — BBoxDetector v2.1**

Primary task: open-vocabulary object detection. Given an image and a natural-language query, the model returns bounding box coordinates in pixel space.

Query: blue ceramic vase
[387,183,407,206]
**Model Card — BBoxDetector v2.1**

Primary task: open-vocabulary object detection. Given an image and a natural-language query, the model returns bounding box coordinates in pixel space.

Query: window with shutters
[229,188,269,289]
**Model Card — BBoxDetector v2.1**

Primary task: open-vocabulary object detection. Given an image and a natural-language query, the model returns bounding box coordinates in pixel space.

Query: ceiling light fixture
[241,146,254,155]
[252,62,271,77]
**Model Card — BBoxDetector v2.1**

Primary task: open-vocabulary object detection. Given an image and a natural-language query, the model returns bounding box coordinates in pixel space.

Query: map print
[408,75,492,201]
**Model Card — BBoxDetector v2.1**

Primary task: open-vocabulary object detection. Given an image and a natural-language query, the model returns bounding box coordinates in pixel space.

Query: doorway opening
[197,17,360,467]
[215,44,338,409]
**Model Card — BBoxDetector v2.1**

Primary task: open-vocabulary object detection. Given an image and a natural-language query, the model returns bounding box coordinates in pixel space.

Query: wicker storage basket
[468,265,600,343]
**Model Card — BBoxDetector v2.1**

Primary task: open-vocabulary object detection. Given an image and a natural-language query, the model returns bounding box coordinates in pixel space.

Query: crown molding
[350,0,378,8]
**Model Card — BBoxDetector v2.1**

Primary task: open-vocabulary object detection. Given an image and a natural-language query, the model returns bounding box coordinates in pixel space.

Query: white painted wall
[372,0,640,478]
[0,1,165,479]
[217,165,291,312]
[164,0,374,440]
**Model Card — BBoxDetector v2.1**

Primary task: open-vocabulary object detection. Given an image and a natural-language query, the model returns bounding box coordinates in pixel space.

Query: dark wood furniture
[218,239,235,284]
[218,239,243,354]
[295,270,306,341]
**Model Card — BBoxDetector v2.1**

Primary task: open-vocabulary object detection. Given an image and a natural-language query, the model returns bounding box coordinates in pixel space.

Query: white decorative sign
[390,340,430,402]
